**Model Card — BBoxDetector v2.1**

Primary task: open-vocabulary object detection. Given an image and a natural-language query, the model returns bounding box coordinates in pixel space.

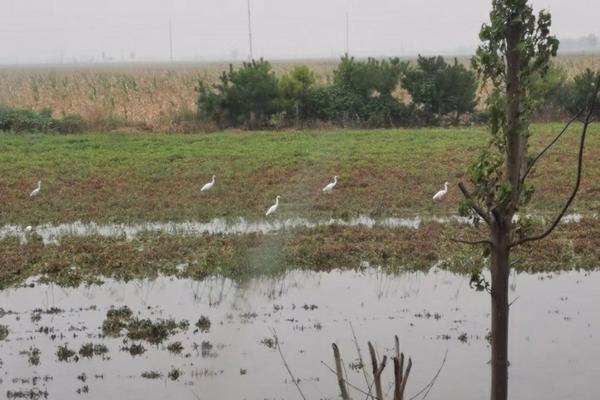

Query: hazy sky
[0,0,598,64]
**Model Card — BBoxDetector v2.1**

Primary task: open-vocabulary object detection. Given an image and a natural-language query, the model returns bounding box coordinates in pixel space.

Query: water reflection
[0,212,592,245]
[1,268,599,399]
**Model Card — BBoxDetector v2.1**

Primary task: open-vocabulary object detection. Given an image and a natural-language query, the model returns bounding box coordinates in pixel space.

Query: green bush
[0,105,84,134]
[402,56,477,124]
[53,114,84,133]
[279,65,316,124]
[326,56,410,126]
[0,105,53,132]
[564,68,600,117]
[530,63,569,119]
[197,59,280,129]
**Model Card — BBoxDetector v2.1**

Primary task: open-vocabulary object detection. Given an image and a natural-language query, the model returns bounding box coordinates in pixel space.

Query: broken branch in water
[333,343,351,400]
[368,341,387,400]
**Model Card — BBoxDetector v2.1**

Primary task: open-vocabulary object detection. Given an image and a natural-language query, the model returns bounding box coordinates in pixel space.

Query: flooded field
[1,268,599,399]
[0,213,591,245]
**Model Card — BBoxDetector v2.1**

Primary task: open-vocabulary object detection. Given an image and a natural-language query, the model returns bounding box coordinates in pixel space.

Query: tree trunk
[490,224,511,400]
[505,18,526,212]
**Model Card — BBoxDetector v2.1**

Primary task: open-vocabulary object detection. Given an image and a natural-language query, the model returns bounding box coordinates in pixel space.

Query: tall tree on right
[461,1,600,400]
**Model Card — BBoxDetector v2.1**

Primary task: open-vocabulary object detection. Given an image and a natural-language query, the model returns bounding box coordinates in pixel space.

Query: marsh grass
[0,218,597,288]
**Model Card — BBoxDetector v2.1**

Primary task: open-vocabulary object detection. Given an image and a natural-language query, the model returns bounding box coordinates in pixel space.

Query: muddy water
[1,268,599,399]
[0,212,591,245]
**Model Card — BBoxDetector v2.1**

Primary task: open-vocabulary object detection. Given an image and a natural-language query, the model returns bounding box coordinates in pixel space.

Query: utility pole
[247,0,254,60]
[169,19,174,63]
[345,12,349,55]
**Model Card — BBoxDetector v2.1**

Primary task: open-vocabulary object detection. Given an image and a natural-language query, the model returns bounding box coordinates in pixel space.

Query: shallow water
[1,268,599,399]
[0,212,591,245]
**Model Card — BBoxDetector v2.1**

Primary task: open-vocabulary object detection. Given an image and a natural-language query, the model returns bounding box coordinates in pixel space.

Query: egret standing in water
[322,176,339,193]
[200,175,216,192]
[265,195,281,216]
[432,182,449,201]
[30,181,41,197]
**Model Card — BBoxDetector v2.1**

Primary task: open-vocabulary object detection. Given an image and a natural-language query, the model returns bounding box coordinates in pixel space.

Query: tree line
[197,55,600,130]
[0,55,598,134]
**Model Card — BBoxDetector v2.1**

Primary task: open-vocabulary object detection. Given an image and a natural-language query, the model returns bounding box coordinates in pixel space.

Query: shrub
[326,56,410,126]
[564,68,600,117]
[0,105,84,133]
[0,105,53,132]
[197,59,280,129]
[530,63,569,120]
[53,114,84,133]
[402,56,477,124]
[279,65,316,124]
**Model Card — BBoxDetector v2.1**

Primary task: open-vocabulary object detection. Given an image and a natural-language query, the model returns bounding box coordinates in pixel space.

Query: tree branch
[271,328,307,400]
[512,76,600,247]
[368,342,387,400]
[350,322,374,400]
[333,343,351,400]
[458,182,492,225]
[521,110,583,183]
[321,361,377,399]
[407,349,448,400]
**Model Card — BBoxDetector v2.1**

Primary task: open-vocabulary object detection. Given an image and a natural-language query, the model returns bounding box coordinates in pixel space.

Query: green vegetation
[196,56,599,129]
[141,371,162,379]
[402,56,478,124]
[196,316,211,333]
[101,306,188,345]
[0,219,597,288]
[564,69,600,117]
[197,56,478,128]
[0,124,597,287]
[1,55,599,132]
[78,343,109,358]
[320,56,410,127]
[0,324,8,340]
[21,347,41,366]
[56,344,78,362]
[0,104,83,134]
[197,59,280,129]
[0,124,597,225]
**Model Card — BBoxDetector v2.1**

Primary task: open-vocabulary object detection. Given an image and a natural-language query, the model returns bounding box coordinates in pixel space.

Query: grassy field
[0,124,599,225]
[1,124,598,286]
[1,54,599,131]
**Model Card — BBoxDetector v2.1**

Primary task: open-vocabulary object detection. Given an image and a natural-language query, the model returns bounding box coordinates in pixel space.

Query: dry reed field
[0,60,336,131]
[0,54,598,131]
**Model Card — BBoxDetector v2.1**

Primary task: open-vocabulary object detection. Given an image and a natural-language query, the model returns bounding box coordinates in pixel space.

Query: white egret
[265,195,281,216]
[322,176,339,193]
[30,181,41,197]
[200,175,216,192]
[432,182,449,201]
[25,226,33,232]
